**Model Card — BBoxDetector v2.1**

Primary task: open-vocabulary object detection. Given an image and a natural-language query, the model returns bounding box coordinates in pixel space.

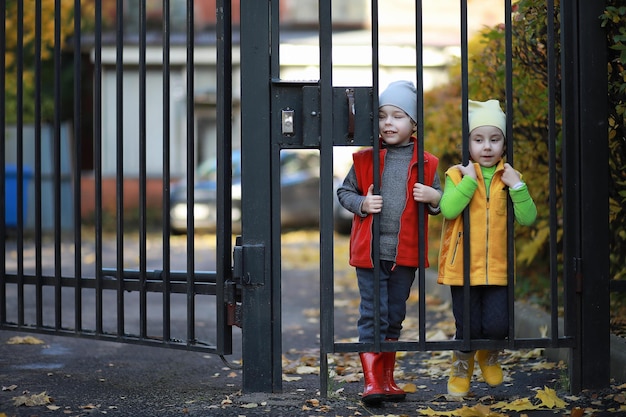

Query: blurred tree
[3,0,94,123]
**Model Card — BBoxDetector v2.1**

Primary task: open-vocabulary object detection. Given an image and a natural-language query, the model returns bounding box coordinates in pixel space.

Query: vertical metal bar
[216,0,233,354]
[318,0,334,397]
[139,0,148,339]
[269,0,282,393]
[74,0,83,332]
[94,0,104,335]
[460,0,471,353]
[0,0,5,325]
[504,0,516,349]
[546,0,560,345]
[414,0,426,349]
[17,0,25,327]
[371,0,381,354]
[162,0,172,344]
[54,0,63,330]
[115,0,125,336]
[560,0,582,393]
[185,0,196,344]
[240,0,275,393]
[35,0,44,328]
[577,0,609,391]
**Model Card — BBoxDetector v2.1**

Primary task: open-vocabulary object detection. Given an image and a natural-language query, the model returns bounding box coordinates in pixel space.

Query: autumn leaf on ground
[492,397,540,412]
[296,365,319,375]
[2,385,18,391]
[13,391,53,407]
[455,404,509,417]
[535,386,567,408]
[6,335,44,345]
[401,383,417,393]
[334,372,360,383]
[418,406,455,416]
[306,398,320,407]
[530,361,556,371]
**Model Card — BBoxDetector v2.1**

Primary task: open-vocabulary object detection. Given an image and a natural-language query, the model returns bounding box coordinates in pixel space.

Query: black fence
[1,0,609,395]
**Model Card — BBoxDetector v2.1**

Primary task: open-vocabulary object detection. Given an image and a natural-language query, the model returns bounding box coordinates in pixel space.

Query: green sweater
[440,164,537,226]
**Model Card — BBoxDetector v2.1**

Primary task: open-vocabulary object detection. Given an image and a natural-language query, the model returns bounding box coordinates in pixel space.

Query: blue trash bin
[5,164,32,228]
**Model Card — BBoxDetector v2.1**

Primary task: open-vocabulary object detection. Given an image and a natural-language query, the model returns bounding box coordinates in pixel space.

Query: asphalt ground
[1,232,625,416]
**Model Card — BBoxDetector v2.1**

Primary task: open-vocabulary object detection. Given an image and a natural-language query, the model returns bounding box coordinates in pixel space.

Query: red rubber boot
[382,340,406,401]
[359,352,386,405]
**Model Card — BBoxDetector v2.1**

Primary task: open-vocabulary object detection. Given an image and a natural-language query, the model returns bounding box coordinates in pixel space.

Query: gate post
[561,0,609,391]
[239,0,282,392]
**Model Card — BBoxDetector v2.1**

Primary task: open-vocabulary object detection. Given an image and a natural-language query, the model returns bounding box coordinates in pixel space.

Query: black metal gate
[1,0,609,396]
[237,0,609,395]
[1,1,238,359]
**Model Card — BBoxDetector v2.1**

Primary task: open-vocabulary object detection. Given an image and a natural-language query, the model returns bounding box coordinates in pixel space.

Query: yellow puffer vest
[437,161,510,286]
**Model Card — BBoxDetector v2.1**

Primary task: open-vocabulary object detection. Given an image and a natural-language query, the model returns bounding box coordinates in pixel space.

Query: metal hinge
[224,279,242,328]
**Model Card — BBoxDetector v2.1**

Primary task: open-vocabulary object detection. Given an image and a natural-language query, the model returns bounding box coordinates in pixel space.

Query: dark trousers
[450,285,509,349]
[356,261,416,343]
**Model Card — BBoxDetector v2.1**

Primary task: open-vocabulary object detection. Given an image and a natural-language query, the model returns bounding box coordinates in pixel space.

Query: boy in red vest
[337,80,442,405]
[438,99,537,397]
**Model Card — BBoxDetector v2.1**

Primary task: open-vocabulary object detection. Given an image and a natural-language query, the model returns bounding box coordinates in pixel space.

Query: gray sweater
[337,143,442,262]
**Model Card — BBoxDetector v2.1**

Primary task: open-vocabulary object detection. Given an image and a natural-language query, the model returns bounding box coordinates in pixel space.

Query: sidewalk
[0,260,624,416]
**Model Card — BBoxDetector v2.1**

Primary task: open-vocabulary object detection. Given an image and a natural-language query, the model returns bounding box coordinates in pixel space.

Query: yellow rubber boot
[447,351,475,397]
[475,350,503,387]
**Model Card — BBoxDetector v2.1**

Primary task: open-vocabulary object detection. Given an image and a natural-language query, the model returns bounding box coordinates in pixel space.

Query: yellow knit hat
[468,99,506,136]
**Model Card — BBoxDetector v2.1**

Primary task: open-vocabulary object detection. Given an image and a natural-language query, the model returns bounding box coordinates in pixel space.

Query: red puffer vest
[349,138,439,268]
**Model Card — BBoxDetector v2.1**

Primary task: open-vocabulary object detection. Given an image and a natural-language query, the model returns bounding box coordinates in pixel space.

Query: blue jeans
[356,261,416,343]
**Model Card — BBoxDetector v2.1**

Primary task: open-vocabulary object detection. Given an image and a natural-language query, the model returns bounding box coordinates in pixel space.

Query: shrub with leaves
[601,4,626,282]
[3,1,94,123]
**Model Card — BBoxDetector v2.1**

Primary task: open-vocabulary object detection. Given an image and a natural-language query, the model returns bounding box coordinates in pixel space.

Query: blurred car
[170,150,335,234]
[333,176,354,235]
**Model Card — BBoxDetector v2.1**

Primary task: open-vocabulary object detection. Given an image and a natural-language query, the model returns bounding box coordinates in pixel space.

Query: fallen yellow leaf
[418,407,455,416]
[535,386,567,409]
[6,335,44,345]
[496,397,540,412]
[13,391,52,407]
[295,365,318,375]
[401,382,417,393]
[306,398,320,407]
[530,362,556,371]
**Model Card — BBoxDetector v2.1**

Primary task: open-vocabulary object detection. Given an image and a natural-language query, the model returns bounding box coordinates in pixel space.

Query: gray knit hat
[379,80,417,123]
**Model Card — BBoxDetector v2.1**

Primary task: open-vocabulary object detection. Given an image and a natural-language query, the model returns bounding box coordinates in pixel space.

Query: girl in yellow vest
[437,99,537,397]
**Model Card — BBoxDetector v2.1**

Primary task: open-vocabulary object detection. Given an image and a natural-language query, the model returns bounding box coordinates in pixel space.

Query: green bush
[601,4,626,282]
